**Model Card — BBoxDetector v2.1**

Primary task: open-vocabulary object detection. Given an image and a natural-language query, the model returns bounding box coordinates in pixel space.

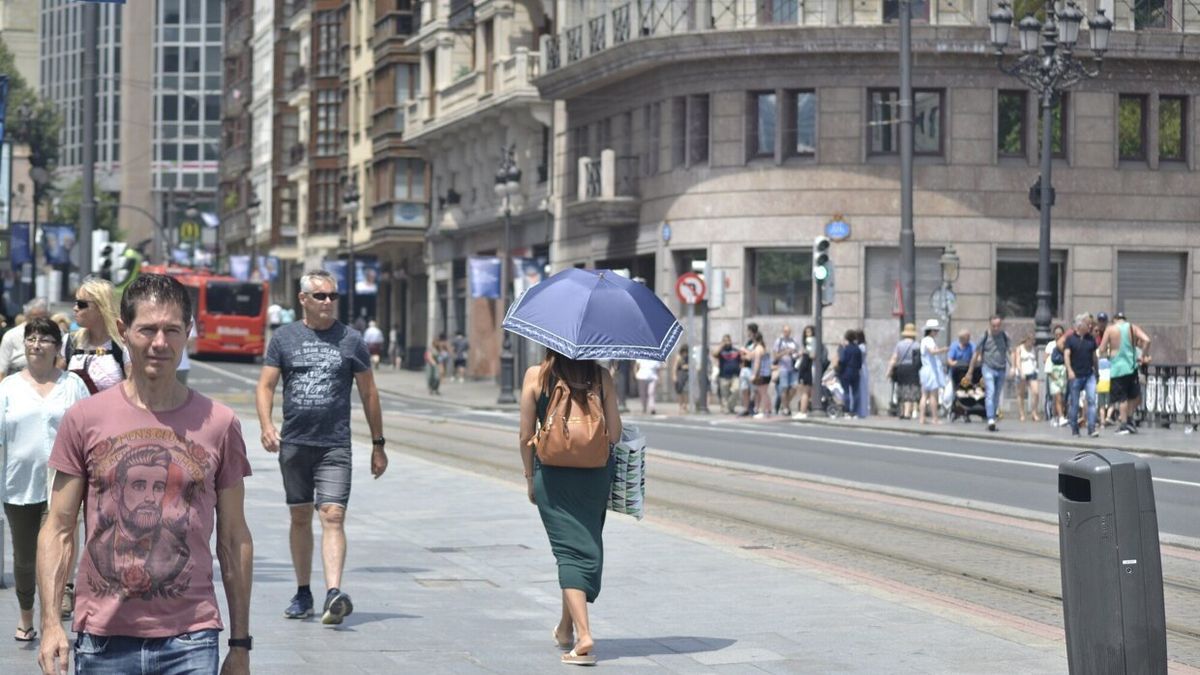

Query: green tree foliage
[1012,0,1046,22]
[52,179,121,237]
[0,38,60,171]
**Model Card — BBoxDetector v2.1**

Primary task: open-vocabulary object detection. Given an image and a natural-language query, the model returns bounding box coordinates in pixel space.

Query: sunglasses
[74,300,91,309]
[309,292,340,302]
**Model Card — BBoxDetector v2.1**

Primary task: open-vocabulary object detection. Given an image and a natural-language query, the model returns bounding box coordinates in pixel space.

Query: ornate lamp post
[988,0,1111,347]
[495,145,521,404]
[938,244,960,345]
[342,175,361,324]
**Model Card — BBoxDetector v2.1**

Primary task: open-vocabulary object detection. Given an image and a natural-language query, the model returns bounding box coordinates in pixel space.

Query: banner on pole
[468,256,501,299]
[41,224,77,265]
[229,255,252,281]
[10,222,30,268]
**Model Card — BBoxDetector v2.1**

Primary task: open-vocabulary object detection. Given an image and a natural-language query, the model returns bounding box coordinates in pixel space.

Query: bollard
[1058,449,1167,674]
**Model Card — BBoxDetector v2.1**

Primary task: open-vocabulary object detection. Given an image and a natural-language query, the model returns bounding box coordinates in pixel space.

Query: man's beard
[122,504,162,536]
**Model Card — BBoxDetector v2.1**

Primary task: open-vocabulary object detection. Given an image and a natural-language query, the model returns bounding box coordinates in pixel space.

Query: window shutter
[1117,251,1186,323]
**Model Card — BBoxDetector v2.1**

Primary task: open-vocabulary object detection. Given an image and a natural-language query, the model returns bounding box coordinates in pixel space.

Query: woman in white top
[1014,333,1042,422]
[634,358,661,414]
[64,277,128,394]
[0,317,89,641]
[918,319,949,425]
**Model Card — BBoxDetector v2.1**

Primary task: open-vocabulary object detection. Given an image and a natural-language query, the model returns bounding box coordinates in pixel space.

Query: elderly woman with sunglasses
[63,277,129,394]
[0,317,89,641]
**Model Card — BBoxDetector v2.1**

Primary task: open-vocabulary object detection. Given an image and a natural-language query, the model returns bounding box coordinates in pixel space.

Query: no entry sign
[675,272,707,305]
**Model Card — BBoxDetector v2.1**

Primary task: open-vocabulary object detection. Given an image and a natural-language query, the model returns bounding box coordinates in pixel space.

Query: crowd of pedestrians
[642,312,1152,438]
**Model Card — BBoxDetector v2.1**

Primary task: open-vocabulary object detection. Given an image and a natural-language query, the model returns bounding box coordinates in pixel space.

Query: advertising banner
[41,224,77,265]
[469,256,501,299]
[10,222,30,268]
[355,260,379,295]
[229,255,252,281]
[322,260,349,294]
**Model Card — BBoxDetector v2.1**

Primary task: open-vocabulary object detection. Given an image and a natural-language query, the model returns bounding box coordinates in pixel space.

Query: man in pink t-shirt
[36,274,254,675]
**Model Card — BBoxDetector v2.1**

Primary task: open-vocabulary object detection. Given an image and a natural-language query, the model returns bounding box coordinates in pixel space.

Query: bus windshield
[205,281,264,317]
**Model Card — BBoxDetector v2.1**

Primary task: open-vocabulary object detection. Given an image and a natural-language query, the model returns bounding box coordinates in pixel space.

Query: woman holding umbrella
[506,268,681,666]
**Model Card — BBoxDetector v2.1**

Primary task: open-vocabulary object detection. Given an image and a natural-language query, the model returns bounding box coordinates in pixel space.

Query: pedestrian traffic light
[99,241,125,281]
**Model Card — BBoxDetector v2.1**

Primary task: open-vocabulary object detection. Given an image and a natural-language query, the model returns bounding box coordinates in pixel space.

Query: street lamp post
[342,176,361,324]
[989,0,1111,348]
[495,145,521,405]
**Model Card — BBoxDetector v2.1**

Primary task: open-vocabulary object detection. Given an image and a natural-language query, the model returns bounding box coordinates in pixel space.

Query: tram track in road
[345,410,1200,665]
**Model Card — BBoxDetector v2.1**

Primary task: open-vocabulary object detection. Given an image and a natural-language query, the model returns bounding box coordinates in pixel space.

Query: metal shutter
[1117,251,1187,323]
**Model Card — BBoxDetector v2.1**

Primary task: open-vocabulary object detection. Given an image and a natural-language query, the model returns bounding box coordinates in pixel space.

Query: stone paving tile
[0,415,1069,674]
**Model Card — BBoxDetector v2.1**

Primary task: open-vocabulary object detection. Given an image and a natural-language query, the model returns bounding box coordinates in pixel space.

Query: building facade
[531,0,1200,409]
[40,0,223,254]
[407,0,554,377]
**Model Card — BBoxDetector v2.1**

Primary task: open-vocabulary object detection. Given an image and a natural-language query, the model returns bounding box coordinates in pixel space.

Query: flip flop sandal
[561,649,597,666]
[14,626,36,642]
[552,628,573,651]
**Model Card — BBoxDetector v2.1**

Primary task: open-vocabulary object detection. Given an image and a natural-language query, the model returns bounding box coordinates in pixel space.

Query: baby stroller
[820,368,845,417]
[949,365,986,422]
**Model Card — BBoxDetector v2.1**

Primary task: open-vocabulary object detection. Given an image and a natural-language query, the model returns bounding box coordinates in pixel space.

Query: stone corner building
[518,0,1200,408]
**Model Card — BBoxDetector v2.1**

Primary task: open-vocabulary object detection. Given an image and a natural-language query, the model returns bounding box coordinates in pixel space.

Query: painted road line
[192,360,1200,490]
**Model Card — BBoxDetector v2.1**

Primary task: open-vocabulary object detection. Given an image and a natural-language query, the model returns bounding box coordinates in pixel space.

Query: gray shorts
[279,443,352,508]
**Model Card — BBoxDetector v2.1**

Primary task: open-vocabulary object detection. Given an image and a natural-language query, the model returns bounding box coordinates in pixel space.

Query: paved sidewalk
[0,415,1068,673]
[369,367,1200,459]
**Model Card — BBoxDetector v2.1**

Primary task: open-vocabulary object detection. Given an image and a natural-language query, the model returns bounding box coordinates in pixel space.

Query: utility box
[1058,449,1167,674]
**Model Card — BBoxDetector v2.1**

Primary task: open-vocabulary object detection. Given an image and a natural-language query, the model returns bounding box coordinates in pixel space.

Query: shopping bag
[608,424,646,520]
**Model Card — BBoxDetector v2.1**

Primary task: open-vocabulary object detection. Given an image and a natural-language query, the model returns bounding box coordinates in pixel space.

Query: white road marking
[191,360,260,386]
[191,360,1200,490]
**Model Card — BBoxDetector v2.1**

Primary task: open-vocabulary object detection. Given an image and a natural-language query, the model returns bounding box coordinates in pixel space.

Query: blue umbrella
[502,268,683,361]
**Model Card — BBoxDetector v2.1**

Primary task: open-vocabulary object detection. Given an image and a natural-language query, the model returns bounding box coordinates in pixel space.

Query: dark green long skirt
[534,458,613,603]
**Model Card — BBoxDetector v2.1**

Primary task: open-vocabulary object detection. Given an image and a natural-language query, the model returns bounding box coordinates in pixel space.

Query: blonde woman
[1014,333,1042,422]
[63,277,128,394]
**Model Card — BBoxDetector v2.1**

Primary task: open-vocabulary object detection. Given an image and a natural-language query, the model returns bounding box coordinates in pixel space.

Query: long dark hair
[539,350,602,402]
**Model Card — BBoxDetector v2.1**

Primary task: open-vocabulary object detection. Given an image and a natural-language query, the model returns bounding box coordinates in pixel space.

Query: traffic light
[99,242,126,281]
[813,235,835,307]
[114,246,143,294]
[91,230,109,275]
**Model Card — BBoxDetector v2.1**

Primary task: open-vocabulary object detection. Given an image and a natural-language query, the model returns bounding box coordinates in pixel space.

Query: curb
[794,415,1200,460]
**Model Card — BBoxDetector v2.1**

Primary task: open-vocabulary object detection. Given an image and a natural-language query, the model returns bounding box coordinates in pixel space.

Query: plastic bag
[608,424,646,520]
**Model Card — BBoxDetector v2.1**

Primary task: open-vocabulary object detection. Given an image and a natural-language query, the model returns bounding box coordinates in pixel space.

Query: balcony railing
[541,0,1013,73]
[287,66,309,95]
[220,145,250,180]
[575,150,639,202]
[404,48,541,138]
[287,143,306,170]
[371,106,407,138]
[372,12,416,49]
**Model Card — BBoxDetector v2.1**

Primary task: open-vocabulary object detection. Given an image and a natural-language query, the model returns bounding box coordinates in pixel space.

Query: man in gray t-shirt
[970,315,1013,432]
[257,270,386,626]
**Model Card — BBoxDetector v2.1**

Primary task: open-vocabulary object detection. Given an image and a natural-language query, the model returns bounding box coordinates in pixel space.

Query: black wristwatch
[228,636,253,650]
[372,437,386,446]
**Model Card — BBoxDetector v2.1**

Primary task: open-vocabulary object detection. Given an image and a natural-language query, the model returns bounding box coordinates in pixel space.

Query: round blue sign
[661,222,672,243]
[825,220,850,241]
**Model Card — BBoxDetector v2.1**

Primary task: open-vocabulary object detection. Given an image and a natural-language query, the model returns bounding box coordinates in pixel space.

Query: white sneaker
[792,412,808,420]
[753,412,765,419]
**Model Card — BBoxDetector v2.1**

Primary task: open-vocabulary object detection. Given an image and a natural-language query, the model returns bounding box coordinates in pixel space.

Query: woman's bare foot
[554,623,574,650]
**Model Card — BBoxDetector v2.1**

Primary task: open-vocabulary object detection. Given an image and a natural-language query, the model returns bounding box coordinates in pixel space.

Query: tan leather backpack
[532,375,610,468]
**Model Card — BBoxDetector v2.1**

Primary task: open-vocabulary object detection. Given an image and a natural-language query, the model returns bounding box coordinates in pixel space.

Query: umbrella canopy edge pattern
[501,268,685,362]
[502,312,683,361]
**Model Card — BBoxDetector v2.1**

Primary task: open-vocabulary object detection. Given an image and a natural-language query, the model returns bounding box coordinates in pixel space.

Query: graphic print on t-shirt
[288,340,345,409]
[84,428,211,601]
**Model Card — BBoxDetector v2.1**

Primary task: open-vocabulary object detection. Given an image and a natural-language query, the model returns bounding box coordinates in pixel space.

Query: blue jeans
[839,376,857,415]
[982,365,1006,421]
[1068,374,1098,435]
[75,629,219,674]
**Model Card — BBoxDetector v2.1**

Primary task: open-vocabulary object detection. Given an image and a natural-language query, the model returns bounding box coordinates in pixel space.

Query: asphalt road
[191,360,1200,541]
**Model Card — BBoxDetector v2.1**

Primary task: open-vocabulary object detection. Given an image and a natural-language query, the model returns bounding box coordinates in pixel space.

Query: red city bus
[142,265,269,358]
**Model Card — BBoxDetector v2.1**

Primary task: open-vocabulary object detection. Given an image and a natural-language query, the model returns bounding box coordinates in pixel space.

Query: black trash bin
[1058,449,1167,675]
